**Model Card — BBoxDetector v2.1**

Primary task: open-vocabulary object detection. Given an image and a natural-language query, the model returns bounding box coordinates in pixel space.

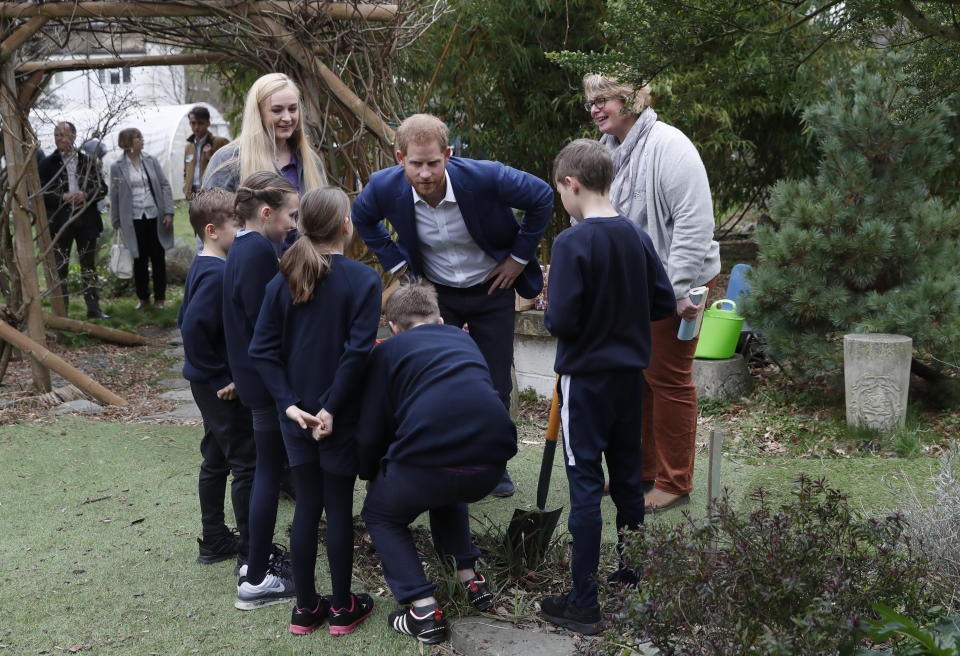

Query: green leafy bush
[595,476,930,655]
[853,603,960,655]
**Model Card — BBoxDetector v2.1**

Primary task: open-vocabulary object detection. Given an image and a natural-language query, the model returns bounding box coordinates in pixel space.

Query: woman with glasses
[581,74,720,514]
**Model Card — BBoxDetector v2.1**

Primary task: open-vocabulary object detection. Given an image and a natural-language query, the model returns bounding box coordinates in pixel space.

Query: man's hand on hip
[484,256,525,295]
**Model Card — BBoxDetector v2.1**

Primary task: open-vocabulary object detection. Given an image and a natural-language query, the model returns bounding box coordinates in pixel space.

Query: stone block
[159,389,194,402]
[514,310,556,399]
[844,333,911,433]
[155,378,190,390]
[450,617,577,656]
[165,239,195,284]
[163,346,185,358]
[54,400,104,415]
[692,354,752,400]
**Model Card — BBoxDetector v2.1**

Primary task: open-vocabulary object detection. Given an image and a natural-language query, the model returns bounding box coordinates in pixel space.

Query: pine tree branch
[895,0,960,41]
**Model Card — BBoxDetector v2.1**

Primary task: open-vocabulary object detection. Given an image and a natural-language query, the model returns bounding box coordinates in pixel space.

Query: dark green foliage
[598,476,929,656]
[744,59,960,380]
[396,0,607,254]
[548,0,852,216]
[853,604,960,655]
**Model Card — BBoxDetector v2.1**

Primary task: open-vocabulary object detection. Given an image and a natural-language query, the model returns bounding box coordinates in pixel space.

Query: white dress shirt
[411,179,499,288]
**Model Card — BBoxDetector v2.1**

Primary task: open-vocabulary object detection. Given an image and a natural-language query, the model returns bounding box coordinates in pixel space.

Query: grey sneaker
[235,572,296,610]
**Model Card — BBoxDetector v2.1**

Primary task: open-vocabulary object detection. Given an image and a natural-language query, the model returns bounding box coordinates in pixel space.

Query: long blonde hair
[279,187,350,304]
[214,73,326,191]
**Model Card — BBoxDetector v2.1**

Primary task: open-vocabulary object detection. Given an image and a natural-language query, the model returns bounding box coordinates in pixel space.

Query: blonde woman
[582,73,720,515]
[204,72,325,195]
[109,127,176,309]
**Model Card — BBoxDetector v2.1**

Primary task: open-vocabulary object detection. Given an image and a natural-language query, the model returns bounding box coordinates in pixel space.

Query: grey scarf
[600,107,658,226]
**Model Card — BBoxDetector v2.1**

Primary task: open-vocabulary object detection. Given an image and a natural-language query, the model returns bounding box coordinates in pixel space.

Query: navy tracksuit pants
[559,370,646,609]
[361,462,504,603]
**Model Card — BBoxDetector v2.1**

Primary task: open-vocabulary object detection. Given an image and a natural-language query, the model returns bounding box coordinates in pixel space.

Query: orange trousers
[641,277,717,496]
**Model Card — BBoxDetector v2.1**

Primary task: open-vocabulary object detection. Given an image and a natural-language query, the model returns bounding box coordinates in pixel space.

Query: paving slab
[167,330,183,346]
[163,346,185,357]
[53,400,104,415]
[144,403,202,420]
[154,378,190,390]
[158,389,194,402]
[450,618,577,656]
[168,360,185,373]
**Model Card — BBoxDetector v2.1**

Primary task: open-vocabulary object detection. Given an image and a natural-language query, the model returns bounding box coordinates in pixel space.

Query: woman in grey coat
[110,128,176,309]
[582,74,721,515]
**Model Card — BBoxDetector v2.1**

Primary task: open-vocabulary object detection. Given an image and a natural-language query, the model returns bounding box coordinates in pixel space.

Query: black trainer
[388,605,448,644]
[196,532,240,564]
[606,567,640,591]
[540,593,605,635]
[290,597,330,635]
[463,573,494,611]
[327,593,375,636]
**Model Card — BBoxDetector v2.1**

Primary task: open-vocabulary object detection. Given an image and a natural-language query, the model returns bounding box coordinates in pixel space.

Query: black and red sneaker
[328,593,375,636]
[289,598,330,635]
[388,605,448,644]
[463,572,494,611]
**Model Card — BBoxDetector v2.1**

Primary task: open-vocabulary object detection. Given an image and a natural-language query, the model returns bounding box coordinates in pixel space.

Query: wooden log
[1,61,51,391]
[0,2,398,21]
[0,318,127,406]
[18,52,234,74]
[43,315,148,346]
[0,15,48,63]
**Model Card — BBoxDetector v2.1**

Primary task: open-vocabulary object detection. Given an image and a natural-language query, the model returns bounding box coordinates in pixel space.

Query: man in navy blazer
[352,113,554,497]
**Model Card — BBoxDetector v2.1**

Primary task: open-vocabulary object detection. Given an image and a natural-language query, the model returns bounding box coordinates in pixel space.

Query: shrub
[744,58,960,381]
[897,443,960,607]
[598,476,930,655]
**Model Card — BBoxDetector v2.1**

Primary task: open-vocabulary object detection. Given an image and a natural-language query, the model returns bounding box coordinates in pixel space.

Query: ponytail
[234,170,297,227]
[278,186,350,304]
[280,239,331,304]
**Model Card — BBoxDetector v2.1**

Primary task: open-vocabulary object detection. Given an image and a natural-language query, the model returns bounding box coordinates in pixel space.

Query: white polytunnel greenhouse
[30,102,232,201]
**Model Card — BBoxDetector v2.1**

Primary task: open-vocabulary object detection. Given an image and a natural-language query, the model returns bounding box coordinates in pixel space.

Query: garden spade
[505,380,563,569]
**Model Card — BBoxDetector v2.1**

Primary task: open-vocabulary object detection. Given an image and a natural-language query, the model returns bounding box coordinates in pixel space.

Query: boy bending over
[357,281,517,644]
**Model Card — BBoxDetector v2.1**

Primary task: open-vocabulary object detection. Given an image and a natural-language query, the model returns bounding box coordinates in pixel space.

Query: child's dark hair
[553,138,614,193]
[234,170,297,227]
[189,187,237,239]
[279,186,349,304]
[384,280,441,331]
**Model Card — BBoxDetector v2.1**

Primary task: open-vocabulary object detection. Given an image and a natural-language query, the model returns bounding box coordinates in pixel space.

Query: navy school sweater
[354,323,518,481]
[177,255,231,390]
[544,214,676,374]
[248,255,381,472]
[222,231,279,409]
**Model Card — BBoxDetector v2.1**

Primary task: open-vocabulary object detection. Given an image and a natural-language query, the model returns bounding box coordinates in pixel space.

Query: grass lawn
[0,412,939,655]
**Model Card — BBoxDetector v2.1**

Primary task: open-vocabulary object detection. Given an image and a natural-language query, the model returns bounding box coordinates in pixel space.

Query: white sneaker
[235,572,296,610]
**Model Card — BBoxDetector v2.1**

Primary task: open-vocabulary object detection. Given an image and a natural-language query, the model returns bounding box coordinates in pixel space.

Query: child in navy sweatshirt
[356,281,517,645]
[178,187,255,568]
[249,187,381,637]
[541,139,675,635]
[222,171,300,611]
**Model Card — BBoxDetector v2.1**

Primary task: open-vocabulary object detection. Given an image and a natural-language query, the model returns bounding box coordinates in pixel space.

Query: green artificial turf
[0,416,938,654]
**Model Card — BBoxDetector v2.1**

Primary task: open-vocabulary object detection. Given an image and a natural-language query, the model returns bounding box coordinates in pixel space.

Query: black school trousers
[190,381,256,556]
[361,462,503,603]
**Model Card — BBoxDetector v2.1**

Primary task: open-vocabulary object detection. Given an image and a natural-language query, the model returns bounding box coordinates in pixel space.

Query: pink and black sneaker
[327,593,375,636]
[289,597,330,635]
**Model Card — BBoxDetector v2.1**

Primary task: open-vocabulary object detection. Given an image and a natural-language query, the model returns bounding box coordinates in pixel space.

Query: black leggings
[290,463,356,610]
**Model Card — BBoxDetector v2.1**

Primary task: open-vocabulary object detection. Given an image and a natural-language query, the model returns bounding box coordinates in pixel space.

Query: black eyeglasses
[583,97,622,112]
